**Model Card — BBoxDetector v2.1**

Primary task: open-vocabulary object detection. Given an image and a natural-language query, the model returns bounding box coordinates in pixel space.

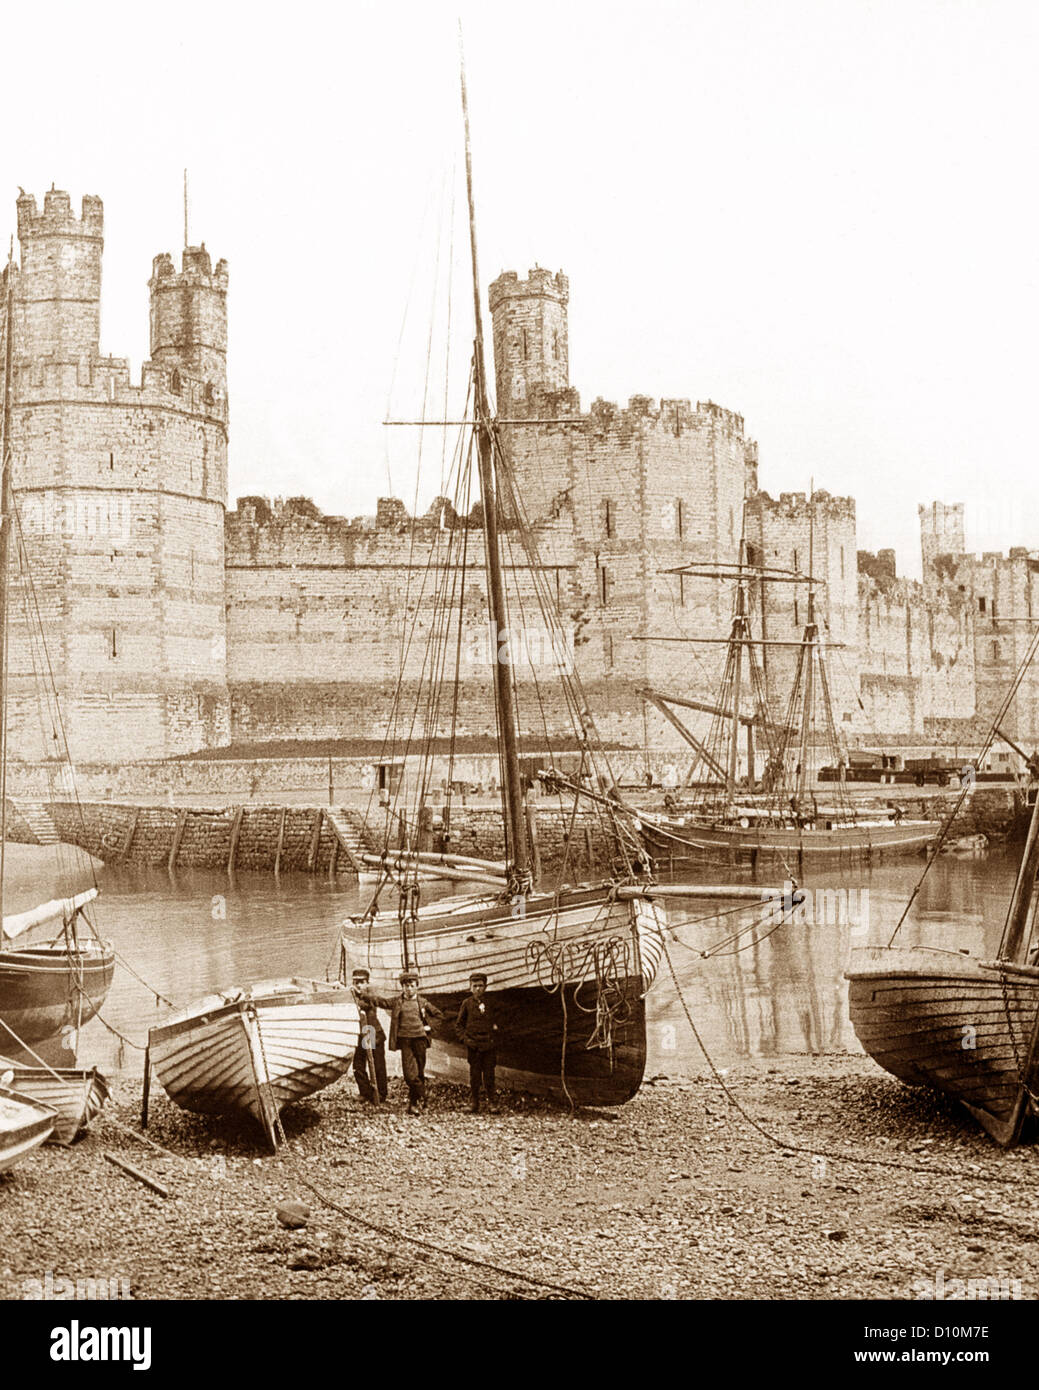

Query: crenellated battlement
[749,488,856,521]
[488,267,569,311]
[150,245,229,290]
[12,355,227,421]
[16,189,103,241]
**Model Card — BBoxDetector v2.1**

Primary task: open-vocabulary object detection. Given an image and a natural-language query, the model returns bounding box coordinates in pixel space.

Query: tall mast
[0,260,14,918]
[726,539,747,808]
[459,47,530,886]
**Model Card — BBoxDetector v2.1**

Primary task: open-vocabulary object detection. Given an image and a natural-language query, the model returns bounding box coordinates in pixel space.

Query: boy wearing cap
[357,970,444,1115]
[349,968,388,1105]
[455,972,500,1113]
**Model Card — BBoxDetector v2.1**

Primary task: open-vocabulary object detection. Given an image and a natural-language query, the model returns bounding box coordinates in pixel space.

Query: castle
[3,191,1031,764]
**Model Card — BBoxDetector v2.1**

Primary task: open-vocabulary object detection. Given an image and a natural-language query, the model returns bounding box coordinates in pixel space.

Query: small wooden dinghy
[148,978,360,1150]
[0,1084,55,1172]
[0,1062,109,1145]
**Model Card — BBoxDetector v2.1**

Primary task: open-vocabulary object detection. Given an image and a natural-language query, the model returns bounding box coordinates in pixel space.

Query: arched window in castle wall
[171,369,181,396]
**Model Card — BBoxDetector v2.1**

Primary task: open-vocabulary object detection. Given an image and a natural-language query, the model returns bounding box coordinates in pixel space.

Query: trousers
[352,1037,387,1102]
[467,1047,497,1098]
[398,1036,428,1103]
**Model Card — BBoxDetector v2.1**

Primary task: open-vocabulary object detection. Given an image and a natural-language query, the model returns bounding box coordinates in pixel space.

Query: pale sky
[4,0,1037,578]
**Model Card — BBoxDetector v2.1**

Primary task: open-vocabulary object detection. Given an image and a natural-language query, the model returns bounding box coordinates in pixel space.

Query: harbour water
[26,851,1022,1081]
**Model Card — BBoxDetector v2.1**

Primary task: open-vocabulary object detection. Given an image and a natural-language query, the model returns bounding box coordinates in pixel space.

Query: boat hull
[846,947,1039,1144]
[0,1066,109,1145]
[641,816,940,871]
[340,885,667,1106]
[0,943,115,1048]
[0,1085,56,1171]
[148,978,361,1150]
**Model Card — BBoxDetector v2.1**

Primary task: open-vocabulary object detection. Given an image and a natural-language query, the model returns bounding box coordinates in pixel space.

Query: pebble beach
[3,1054,1038,1302]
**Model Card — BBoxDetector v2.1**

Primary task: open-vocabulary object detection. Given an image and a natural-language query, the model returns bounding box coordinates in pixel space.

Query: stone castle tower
[7,189,230,762]
[489,268,570,415]
[487,267,759,745]
[919,500,965,580]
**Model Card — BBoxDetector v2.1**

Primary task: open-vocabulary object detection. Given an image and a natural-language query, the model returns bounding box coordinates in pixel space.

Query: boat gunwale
[149,979,357,1045]
[343,883,661,941]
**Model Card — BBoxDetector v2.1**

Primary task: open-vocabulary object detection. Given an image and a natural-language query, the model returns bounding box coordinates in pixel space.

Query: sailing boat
[337,57,677,1108]
[0,259,116,1063]
[847,762,1039,1146]
[632,531,940,872]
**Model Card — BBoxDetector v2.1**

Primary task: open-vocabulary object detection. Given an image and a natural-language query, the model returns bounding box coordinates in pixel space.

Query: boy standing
[349,967,387,1105]
[357,969,443,1115]
[455,972,500,1113]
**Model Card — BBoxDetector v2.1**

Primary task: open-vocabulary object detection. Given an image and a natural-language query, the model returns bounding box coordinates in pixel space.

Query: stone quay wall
[27,799,629,876]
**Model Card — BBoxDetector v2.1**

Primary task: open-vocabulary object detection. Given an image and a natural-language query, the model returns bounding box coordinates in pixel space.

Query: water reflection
[19,852,1019,1079]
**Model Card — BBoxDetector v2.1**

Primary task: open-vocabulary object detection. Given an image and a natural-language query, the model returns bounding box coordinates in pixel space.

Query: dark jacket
[351,989,386,1044]
[455,993,500,1051]
[357,989,443,1052]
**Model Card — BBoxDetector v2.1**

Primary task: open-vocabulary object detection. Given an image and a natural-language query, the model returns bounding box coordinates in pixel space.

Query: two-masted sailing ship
[631,535,940,872]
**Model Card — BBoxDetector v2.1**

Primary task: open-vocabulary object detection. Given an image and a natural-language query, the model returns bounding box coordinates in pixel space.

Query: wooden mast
[0,259,13,920]
[725,540,748,809]
[459,50,530,887]
[998,780,1039,963]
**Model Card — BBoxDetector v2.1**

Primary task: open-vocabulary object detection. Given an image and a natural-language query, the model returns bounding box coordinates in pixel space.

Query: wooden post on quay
[227,806,244,875]
[168,809,188,874]
[307,809,322,872]
[274,806,287,876]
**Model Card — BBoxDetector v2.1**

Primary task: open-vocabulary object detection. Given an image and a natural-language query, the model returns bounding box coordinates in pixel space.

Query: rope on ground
[250,1007,595,1299]
[661,936,1037,1188]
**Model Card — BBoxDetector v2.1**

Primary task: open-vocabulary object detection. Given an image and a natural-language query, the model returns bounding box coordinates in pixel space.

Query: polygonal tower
[149,245,228,391]
[6,191,231,763]
[14,188,104,360]
[488,268,569,415]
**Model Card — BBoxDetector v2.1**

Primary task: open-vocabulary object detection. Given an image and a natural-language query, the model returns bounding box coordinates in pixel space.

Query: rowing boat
[0,1062,109,1145]
[148,978,360,1150]
[847,715,1039,1145]
[0,1084,55,1172]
